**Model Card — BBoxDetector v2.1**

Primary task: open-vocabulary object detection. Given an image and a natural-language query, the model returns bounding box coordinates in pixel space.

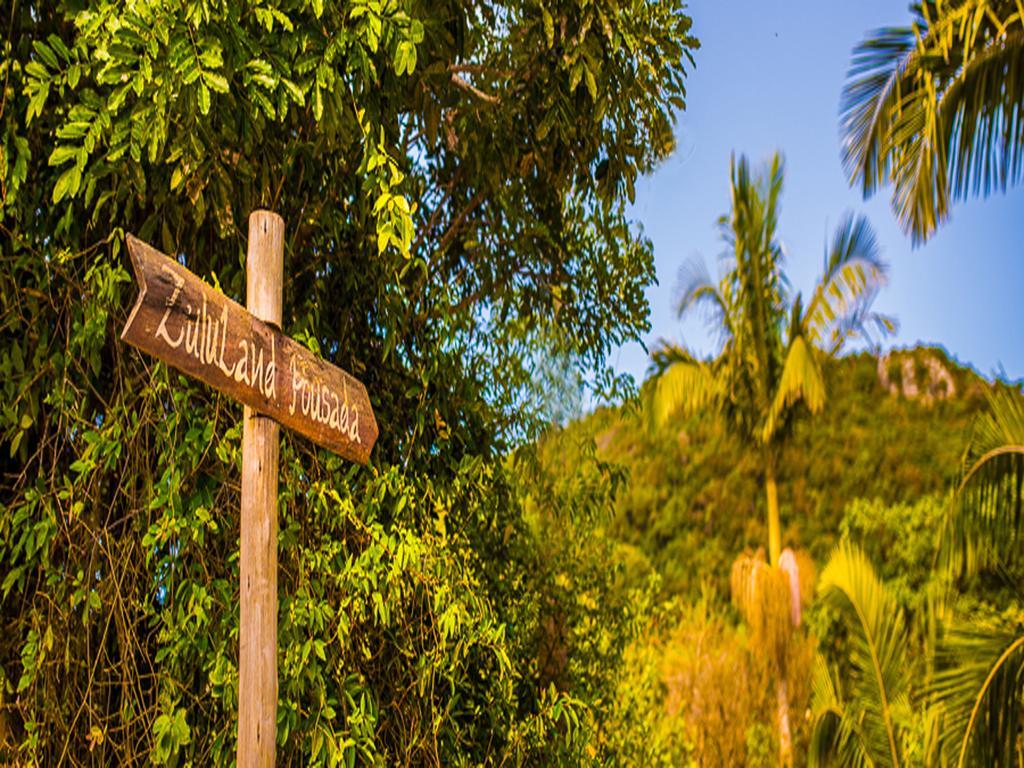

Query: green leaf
[52,165,81,203]
[170,165,185,191]
[542,8,554,48]
[47,34,71,63]
[203,71,230,94]
[199,46,223,69]
[198,83,211,115]
[409,19,424,44]
[108,85,130,113]
[569,61,583,93]
[26,82,50,124]
[32,40,58,69]
[584,67,597,101]
[281,78,305,106]
[24,61,48,80]
[48,145,79,166]
[394,41,417,76]
[313,85,323,121]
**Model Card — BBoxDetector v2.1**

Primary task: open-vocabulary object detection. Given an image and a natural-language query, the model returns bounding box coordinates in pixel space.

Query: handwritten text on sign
[121,235,378,463]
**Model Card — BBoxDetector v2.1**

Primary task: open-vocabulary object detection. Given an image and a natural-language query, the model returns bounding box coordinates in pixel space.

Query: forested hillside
[539,346,991,599]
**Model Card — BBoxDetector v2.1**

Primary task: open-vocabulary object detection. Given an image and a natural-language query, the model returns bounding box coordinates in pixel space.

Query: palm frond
[822,212,886,282]
[762,334,825,443]
[674,259,735,341]
[804,214,889,353]
[842,1,1024,242]
[841,25,919,197]
[937,29,1024,213]
[857,311,900,351]
[808,655,874,768]
[888,62,949,243]
[931,621,1024,767]
[760,151,785,253]
[721,153,786,283]
[650,353,723,428]
[965,385,1024,466]
[943,387,1024,576]
[817,542,910,767]
[647,340,692,375]
[721,153,789,416]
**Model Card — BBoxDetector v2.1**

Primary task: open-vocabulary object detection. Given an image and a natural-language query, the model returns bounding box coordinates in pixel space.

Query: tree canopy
[0,0,697,763]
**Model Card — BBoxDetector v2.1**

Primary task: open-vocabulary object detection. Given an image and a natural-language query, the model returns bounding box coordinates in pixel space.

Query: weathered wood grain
[121,233,378,463]
[238,210,282,768]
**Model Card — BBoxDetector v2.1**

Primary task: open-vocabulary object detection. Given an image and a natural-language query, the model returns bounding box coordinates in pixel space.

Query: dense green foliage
[0,0,698,763]
[3,0,1022,763]
[809,542,914,768]
[932,388,1024,767]
[802,385,1024,767]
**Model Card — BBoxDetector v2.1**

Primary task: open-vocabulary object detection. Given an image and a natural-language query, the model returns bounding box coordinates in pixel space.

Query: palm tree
[652,152,891,568]
[651,152,892,765]
[842,0,1024,243]
[931,387,1024,766]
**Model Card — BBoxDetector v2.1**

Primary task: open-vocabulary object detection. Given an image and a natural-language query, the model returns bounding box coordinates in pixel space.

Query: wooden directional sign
[121,233,378,463]
[122,212,377,767]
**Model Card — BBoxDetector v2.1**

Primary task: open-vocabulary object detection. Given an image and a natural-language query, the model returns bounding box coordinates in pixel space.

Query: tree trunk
[765,457,791,766]
[765,463,781,567]
[776,678,793,767]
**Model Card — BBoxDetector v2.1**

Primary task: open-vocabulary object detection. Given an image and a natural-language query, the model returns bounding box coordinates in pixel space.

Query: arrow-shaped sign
[121,234,378,463]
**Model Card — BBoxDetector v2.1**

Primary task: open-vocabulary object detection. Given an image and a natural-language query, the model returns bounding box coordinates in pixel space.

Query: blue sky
[613,0,1024,388]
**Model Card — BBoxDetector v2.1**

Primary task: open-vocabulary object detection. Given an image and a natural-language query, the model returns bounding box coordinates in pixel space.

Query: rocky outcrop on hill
[877,350,957,405]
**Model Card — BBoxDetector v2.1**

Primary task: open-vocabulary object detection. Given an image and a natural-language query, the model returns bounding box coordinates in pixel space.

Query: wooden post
[238,210,284,768]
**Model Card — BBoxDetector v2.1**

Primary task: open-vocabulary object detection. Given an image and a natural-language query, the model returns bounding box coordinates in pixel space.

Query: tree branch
[450,73,500,105]
[437,189,487,256]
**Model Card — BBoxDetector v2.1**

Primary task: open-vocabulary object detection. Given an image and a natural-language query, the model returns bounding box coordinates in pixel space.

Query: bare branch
[450,73,500,105]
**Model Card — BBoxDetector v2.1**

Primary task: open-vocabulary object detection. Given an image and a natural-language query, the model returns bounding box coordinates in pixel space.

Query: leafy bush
[838,494,949,620]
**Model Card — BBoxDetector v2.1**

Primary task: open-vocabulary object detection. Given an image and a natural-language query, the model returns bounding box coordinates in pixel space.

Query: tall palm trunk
[776,679,793,766]
[765,459,781,567]
[765,456,792,765]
